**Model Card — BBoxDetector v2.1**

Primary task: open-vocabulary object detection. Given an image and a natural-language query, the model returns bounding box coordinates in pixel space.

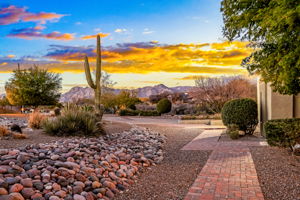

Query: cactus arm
[84,56,96,89]
[95,35,101,87]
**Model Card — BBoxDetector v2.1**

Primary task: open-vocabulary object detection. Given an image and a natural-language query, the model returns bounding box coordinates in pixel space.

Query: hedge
[221,98,258,135]
[119,109,160,116]
[264,118,300,149]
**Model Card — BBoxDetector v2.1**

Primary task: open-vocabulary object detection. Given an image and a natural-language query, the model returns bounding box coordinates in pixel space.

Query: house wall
[294,95,300,118]
[258,80,300,134]
[270,90,293,119]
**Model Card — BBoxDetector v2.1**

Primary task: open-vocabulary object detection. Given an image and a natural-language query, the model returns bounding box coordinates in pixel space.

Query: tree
[116,90,141,109]
[0,97,11,107]
[5,66,62,106]
[101,71,116,94]
[221,0,300,95]
[190,76,256,114]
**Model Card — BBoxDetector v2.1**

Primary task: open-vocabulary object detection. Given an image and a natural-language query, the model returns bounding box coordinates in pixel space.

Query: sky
[0,0,252,93]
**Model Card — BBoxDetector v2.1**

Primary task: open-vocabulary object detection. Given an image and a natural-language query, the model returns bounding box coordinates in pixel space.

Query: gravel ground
[250,146,300,200]
[0,121,132,149]
[114,124,211,200]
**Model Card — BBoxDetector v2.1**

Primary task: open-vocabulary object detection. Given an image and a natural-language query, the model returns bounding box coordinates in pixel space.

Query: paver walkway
[182,130,266,200]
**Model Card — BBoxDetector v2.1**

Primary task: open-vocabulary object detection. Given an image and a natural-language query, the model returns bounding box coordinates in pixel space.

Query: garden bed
[0,126,166,199]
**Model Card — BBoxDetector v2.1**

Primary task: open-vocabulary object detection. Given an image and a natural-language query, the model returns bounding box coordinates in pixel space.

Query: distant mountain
[60,84,194,102]
[60,87,94,103]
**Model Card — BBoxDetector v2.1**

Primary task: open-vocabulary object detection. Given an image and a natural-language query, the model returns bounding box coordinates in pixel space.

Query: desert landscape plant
[157,98,172,114]
[221,98,258,135]
[226,124,240,139]
[42,109,101,136]
[5,65,62,106]
[0,125,9,137]
[264,118,300,150]
[28,112,48,129]
[84,35,103,120]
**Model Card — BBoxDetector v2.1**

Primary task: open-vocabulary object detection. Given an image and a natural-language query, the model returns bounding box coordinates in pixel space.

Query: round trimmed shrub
[221,98,258,135]
[157,98,172,114]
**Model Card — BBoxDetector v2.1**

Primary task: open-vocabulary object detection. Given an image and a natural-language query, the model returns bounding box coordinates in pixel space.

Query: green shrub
[229,130,240,139]
[264,118,300,149]
[54,107,61,116]
[139,110,160,116]
[226,124,240,139]
[128,104,136,110]
[119,109,139,116]
[42,110,102,136]
[221,98,258,135]
[118,109,160,116]
[157,98,172,114]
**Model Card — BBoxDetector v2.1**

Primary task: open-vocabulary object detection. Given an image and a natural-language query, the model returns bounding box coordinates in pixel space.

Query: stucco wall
[294,95,300,118]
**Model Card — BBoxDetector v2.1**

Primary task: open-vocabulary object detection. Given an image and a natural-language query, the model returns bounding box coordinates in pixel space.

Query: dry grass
[28,112,48,129]
[0,126,9,137]
[12,132,28,139]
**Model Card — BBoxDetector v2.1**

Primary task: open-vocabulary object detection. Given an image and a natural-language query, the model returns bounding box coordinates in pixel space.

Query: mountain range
[60,84,194,102]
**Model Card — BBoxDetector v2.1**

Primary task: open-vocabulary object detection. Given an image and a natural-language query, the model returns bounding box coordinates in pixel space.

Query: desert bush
[119,109,139,116]
[226,124,240,139]
[42,110,102,136]
[264,118,300,150]
[139,110,160,116]
[0,126,9,137]
[54,107,61,116]
[128,104,136,110]
[221,98,258,135]
[29,112,48,129]
[118,109,160,116]
[157,98,172,114]
[12,132,28,139]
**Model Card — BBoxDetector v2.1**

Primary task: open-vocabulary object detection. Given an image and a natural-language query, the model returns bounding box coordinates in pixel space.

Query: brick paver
[183,130,265,200]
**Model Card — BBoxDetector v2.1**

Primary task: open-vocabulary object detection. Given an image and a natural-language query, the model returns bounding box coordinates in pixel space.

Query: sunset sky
[0,0,253,93]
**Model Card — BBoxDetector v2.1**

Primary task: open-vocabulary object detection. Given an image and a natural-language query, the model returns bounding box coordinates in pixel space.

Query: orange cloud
[1,41,252,76]
[22,12,65,23]
[81,33,110,40]
[6,55,15,58]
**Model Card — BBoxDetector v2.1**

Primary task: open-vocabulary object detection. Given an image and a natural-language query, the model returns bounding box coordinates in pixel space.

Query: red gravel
[0,121,132,149]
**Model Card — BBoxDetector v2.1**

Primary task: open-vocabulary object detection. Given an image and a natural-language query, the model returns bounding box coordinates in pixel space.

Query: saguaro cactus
[84,35,103,120]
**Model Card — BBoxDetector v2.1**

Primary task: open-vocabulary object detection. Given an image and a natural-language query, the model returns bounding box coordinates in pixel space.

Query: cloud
[7,27,74,40]
[0,5,65,25]
[0,41,252,76]
[6,55,15,58]
[22,12,64,24]
[114,28,127,33]
[142,28,154,35]
[80,33,110,40]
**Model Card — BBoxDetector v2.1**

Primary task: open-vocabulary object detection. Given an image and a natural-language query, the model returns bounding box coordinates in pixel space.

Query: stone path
[182,130,266,200]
